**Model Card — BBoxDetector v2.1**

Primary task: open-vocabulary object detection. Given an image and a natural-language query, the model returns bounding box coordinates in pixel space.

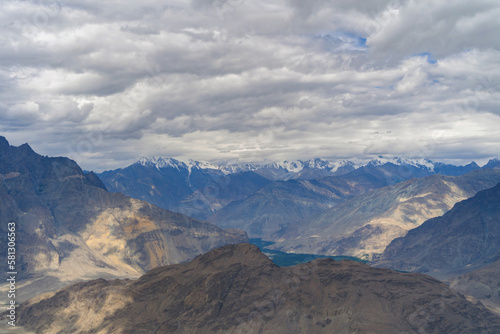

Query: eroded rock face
[0,137,248,301]
[14,244,500,334]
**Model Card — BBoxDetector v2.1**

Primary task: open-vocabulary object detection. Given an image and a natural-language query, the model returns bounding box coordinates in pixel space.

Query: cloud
[0,0,499,171]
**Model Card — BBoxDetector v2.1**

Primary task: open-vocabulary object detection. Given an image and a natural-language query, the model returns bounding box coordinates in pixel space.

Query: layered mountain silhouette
[209,163,498,241]
[0,137,247,302]
[98,156,487,222]
[272,169,500,259]
[99,157,272,219]
[207,175,381,239]
[13,244,500,334]
[375,182,500,277]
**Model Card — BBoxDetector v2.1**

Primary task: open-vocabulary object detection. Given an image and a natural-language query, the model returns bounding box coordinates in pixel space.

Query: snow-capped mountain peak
[138,157,187,170]
[366,156,435,171]
[186,159,222,172]
[265,160,305,173]
[136,156,479,179]
[137,157,260,174]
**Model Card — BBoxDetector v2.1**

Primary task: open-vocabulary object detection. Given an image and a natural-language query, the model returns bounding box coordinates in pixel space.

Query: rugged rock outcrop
[13,243,500,334]
[0,137,248,302]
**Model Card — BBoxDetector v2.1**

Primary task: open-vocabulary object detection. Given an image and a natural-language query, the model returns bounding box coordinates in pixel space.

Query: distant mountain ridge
[132,155,495,180]
[483,158,500,169]
[99,158,272,220]
[98,155,497,221]
[135,156,360,179]
[208,160,488,240]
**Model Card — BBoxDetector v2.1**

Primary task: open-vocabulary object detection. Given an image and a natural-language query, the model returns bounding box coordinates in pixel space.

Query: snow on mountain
[264,160,305,173]
[327,159,361,173]
[136,155,489,179]
[138,157,187,170]
[186,159,223,173]
[366,156,435,171]
[260,158,359,173]
[137,157,259,174]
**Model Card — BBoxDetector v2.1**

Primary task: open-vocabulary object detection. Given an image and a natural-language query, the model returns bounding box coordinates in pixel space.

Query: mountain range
[0,137,247,302]
[270,169,500,260]
[3,134,500,332]
[208,161,446,240]
[97,155,500,263]
[98,156,494,220]
[99,157,272,220]
[13,244,500,334]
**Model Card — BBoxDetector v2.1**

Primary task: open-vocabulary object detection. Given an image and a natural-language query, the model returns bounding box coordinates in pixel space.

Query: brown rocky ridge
[13,243,500,334]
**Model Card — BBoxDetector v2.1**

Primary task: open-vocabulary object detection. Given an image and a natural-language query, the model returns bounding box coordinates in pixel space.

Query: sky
[1,0,500,171]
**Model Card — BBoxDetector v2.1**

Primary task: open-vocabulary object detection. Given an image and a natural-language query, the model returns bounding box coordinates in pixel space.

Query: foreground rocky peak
[14,244,500,334]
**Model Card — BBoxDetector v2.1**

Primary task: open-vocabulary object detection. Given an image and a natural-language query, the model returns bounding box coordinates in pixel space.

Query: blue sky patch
[416,52,437,64]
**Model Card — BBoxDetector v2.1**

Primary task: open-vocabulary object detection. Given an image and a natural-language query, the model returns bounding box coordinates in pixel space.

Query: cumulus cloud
[0,0,499,171]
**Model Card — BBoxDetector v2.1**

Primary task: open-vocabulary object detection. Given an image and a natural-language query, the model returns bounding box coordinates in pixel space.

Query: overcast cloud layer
[1,0,499,171]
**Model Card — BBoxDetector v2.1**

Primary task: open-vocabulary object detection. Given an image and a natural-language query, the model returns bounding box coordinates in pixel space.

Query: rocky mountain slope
[0,137,248,302]
[272,169,500,260]
[12,244,500,334]
[13,243,500,334]
[375,182,500,278]
[207,177,359,239]
[208,162,486,240]
[450,259,500,316]
[98,158,271,219]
